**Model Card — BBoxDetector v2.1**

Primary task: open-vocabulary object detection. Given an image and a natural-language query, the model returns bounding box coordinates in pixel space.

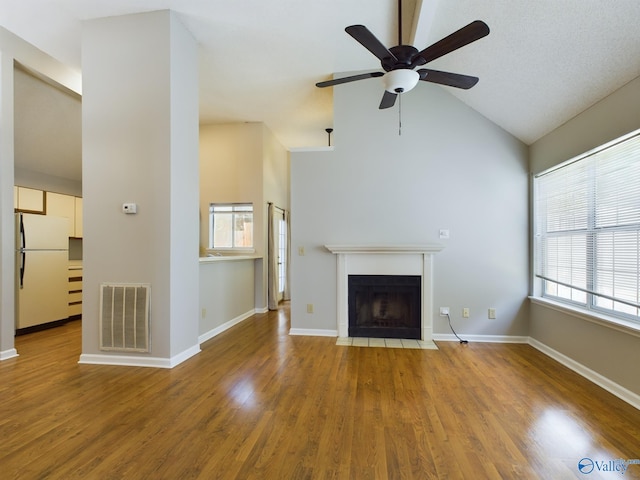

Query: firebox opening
[348,275,421,339]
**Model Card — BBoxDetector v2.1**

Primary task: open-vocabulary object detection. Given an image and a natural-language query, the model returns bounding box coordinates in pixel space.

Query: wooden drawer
[68,265,82,318]
[69,292,82,303]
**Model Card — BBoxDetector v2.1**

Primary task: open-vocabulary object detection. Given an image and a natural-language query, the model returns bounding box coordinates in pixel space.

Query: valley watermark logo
[578,457,640,475]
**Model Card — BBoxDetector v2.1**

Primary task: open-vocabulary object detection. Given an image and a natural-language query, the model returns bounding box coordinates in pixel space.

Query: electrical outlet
[439,307,449,316]
[307,303,314,314]
[201,308,206,319]
[463,308,470,318]
[298,246,305,256]
[488,308,496,319]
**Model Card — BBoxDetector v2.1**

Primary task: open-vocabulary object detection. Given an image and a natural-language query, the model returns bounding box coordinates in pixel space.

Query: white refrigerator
[16,213,69,329]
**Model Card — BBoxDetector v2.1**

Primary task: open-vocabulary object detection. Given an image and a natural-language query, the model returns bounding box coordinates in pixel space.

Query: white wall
[529,75,640,396]
[199,259,255,340]
[81,11,199,366]
[290,76,529,336]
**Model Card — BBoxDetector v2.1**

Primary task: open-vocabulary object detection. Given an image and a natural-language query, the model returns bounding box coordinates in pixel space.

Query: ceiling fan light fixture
[382,69,419,94]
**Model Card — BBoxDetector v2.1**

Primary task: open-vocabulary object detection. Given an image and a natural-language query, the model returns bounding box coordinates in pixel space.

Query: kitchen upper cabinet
[46,192,83,238]
[15,186,45,213]
[74,197,83,238]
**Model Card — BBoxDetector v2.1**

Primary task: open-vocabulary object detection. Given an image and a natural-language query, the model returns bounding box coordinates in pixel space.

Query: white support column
[0,50,17,360]
[80,11,200,367]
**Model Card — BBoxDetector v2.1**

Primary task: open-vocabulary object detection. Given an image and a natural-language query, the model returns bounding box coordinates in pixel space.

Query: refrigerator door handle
[19,214,26,288]
[20,251,25,289]
[20,214,26,250]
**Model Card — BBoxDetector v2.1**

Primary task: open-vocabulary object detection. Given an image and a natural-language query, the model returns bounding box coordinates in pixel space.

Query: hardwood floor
[2,304,640,479]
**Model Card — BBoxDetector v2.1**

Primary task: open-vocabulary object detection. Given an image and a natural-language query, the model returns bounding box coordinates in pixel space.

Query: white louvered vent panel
[100,283,150,352]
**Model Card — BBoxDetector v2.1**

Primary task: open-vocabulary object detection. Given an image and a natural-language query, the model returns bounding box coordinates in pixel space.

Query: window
[533,130,640,322]
[209,203,253,250]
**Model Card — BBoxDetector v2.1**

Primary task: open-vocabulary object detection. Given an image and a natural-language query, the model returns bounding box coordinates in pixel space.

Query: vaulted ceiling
[5,0,640,182]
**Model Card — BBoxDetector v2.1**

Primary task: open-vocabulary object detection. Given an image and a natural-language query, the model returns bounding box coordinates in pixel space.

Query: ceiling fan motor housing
[383,69,419,94]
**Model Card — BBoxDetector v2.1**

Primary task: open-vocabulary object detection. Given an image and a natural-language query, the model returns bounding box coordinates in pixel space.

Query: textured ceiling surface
[4,0,640,182]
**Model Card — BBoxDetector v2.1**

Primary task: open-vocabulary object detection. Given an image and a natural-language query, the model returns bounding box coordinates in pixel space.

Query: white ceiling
[5,0,640,181]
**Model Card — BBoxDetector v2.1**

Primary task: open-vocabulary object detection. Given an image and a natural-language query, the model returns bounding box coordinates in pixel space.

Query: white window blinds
[534,130,640,320]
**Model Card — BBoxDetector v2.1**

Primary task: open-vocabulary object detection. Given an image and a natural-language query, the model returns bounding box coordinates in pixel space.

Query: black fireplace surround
[348,275,421,339]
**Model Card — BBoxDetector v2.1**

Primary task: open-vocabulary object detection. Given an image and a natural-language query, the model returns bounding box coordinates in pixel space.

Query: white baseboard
[528,338,640,411]
[0,348,19,360]
[289,328,338,337]
[255,306,269,314]
[78,344,201,369]
[198,309,255,345]
[433,333,529,343]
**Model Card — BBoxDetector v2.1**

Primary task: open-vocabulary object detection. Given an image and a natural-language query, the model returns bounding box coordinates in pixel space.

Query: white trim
[255,306,269,314]
[0,348,18,360]
[325,244,444,255]
[529,296,640,338]
[289,328,338,337]
[433,334,530,344]
[169,345,202,367]
[528,337,640,411]
[78,345,201,369]
[198,309,255,344]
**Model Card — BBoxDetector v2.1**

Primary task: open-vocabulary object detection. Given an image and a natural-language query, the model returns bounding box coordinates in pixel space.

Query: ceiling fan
[316,1,490,109]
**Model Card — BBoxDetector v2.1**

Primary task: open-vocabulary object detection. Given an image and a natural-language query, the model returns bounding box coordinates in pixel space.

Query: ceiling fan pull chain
[398,94,402,136]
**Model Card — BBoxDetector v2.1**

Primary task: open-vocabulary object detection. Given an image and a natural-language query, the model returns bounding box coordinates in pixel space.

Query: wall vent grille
[99,283,150,352]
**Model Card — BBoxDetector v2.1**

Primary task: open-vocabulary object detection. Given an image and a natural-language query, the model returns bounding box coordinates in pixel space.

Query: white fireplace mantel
[325,245,444,255]
[325,244,444,340]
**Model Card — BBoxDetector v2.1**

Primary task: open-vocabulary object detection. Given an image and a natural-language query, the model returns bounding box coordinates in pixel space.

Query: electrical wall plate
[122,203,137,214]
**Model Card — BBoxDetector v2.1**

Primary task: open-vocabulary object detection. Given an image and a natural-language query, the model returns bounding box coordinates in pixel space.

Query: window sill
[529,296,640,339]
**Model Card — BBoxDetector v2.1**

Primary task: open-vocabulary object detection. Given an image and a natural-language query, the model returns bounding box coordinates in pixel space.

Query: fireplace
[348,275,421,339]
[325,245,444,342]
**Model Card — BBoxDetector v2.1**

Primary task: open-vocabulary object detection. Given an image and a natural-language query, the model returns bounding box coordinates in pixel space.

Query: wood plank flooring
[1,304,640,479]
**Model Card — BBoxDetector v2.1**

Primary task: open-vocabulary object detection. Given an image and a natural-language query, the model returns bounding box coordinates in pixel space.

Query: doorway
[275,208,287,302]
[268,204,289,310]
[12,63,83,346]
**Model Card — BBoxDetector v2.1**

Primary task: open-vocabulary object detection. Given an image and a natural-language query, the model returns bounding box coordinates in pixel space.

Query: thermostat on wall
[122,203,137,214]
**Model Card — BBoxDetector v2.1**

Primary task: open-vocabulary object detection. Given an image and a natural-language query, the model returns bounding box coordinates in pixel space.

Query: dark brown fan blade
[414,20,489,66]
[379,90,397,109]
[418,69,479,89]
[345,25,398,63]
[316,71,384,88]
